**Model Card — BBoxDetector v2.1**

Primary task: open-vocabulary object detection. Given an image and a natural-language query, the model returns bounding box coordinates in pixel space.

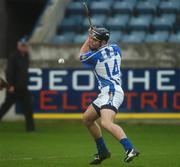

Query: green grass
[0,120,180,167]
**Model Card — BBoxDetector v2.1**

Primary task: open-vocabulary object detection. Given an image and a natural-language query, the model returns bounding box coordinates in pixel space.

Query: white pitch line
[0,157,32,161]
[0,156,60,161]
[0,155,82,161]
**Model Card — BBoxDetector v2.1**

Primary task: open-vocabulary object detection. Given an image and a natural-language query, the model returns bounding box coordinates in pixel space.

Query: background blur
[0,0,179,120]
[0,0,180,166]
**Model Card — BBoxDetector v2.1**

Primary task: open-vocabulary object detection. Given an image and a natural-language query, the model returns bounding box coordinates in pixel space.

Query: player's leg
[82,104,101,139]
[82,104,111,165]
[100,108,139,162]
[0,92,15,120]
[100,108,127,140]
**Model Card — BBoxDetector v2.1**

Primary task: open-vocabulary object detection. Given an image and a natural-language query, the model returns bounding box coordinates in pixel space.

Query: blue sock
[120,138,133,151]
[95,137,108,154]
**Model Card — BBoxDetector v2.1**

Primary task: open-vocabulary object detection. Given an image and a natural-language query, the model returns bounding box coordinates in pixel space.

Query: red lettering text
[173,93,180,110]
[82,92,97,110]
[125,92,138,109]
[62,93,78,110]
[40,90,58,110]
[141,92,157,109]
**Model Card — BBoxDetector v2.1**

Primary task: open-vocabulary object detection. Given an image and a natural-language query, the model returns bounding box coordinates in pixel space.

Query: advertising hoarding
[27,68,180,116]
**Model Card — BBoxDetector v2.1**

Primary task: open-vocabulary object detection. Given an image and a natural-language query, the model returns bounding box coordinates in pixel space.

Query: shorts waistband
[100,85,124,93]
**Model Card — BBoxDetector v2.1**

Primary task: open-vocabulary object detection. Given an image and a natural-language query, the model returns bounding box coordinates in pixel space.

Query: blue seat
[174,25,180,32]
[91,14,107,22]
[137,0,160,5]
[74,0,90,2]
[90,0,114,3]
[52,32,75,44]
[145,32,169,42]
[115,0,137,4]
[74,0,113,3]
[152,14,176,31]
[158,1,180,14]
[57,16,82,33]
[130,31,146,36]
[65,15,84,26]
[168,32,180,42]
[128,15,152,31]
[90,1,112,15]
[112,1,136,14]
[121,31,145,43]
[106,15,129,31]
[73,0,114,6]
[109,31,122,43]
[73,33,87,44]
[161,14,176,22]
[82,15,106,31]
[136,1,157,14]
[66,2,84,15]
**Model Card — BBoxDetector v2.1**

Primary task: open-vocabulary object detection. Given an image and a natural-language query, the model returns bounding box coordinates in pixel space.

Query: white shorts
[92,86,124,114]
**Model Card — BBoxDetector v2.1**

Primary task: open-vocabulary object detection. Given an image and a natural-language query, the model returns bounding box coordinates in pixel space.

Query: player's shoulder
[80,49,100,62]
[109,43,121,49]
[109,43,122,54]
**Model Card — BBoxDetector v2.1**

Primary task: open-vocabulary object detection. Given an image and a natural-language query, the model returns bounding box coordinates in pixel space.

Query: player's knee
[100,120,111,131]
[82,114,92,126]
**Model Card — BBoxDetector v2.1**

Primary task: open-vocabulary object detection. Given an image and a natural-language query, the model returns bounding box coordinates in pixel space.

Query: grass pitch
[0,120,180,167]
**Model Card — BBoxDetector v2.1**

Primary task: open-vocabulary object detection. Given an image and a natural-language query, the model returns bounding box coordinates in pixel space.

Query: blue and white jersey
[80,44,123,92]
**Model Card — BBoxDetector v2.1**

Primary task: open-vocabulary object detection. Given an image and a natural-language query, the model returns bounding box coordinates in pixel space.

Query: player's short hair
[92,27,110,42]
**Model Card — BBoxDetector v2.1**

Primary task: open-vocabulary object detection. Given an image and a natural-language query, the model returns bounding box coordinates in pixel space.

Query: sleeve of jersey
[113,44,122,57]
[80,51,95,67]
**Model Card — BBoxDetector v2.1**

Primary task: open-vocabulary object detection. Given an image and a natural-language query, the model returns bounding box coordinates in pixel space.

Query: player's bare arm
[79,36,90,55]
[79,27,94,55]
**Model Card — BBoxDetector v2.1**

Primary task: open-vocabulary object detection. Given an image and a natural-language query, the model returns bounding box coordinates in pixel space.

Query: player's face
[88,34,101,51]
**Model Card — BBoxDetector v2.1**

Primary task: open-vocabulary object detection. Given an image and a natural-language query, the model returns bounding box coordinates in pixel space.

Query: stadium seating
[52,32,75,44]
[112,1,136,14]
[73,33,87,44]
[82,15,106,31]
[141,0,160,5]
[90,1,112,15]
[106,15,129,31]
[128,15,152,31]
[136,1,158,15]
[145,31,169,42]
[168,32,180,42]
[152,14,176,31]
[55,0,180,43]
[66,2,84,15]
[158,1,180,14]
[109,31,123,43]
[121,31,146,43]
[57,16,83,33]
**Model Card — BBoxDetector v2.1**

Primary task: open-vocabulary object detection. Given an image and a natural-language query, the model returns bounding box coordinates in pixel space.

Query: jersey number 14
[105,59,119,77]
